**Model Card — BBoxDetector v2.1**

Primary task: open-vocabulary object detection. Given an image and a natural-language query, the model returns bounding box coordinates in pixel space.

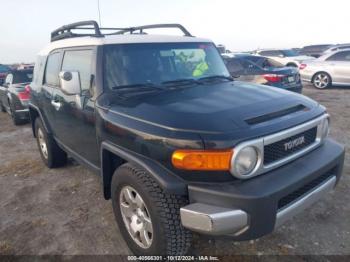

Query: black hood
[102,81,322,135]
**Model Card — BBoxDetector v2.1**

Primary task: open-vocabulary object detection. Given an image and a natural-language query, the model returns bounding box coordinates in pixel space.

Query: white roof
[39,34,212,55]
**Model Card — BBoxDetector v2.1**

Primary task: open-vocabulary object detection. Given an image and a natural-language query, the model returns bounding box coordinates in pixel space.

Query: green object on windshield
[192,61,209,77]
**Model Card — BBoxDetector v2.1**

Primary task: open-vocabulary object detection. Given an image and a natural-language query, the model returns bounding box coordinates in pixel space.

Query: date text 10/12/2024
[127,256,220,261]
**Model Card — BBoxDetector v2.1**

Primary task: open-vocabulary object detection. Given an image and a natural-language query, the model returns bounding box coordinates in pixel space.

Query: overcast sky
[0,0,348,63]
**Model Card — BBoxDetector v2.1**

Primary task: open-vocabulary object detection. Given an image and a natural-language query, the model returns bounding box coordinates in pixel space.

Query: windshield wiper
[161,78,201,88]
[198,75,234,82]
[111,83,166,98]
[111,83,164,91]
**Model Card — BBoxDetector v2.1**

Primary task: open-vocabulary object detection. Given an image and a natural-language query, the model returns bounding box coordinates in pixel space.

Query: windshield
[13,70,33,84]
[104,42,230,89]
[281,49,299,57]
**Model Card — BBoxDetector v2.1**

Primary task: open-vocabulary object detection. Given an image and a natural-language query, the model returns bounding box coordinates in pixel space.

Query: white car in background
[255,49,315,68]
[299,49,350,89]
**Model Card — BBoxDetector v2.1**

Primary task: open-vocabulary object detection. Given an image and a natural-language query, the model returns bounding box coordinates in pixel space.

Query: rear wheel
[9,102,22,125]
[111,163,192,256]
[313,72,331,89]
[35,118,67,168]
[0,102,6,113]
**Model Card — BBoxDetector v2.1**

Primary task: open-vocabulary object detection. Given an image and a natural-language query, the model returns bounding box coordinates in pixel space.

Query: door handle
[51,100,62,111]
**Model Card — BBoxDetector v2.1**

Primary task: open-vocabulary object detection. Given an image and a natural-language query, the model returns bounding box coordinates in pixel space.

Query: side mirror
[59,71,81,95]
[3,82,9,88]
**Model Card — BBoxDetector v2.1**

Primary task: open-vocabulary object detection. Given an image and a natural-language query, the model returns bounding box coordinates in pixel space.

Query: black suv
[28,21,345,256]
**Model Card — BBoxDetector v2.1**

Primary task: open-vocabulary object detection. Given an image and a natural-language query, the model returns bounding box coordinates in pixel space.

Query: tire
[312,72,332,89]
[111,163,192,256]
[9,102,22,125]
[0,102,6,113]
[35,118,67,168]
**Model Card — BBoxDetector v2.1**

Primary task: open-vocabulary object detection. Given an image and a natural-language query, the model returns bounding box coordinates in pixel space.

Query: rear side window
[225,58,245,74]
[44,52,61,86]
[240,59,261,72]
[62,50,93,91]
[327,51,350,61]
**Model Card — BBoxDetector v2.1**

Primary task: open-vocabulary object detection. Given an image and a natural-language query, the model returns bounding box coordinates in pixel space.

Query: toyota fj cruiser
[29,21,344,256]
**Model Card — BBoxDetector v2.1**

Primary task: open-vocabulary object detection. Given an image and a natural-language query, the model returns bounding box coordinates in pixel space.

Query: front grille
[264,127,317,165]
[278,167,336,210]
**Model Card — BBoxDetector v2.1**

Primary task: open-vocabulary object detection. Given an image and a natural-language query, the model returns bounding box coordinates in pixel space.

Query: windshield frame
[102,42,230,91]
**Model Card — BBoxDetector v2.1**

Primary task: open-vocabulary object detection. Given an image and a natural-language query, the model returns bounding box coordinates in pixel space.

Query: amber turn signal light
[171,149,233,171]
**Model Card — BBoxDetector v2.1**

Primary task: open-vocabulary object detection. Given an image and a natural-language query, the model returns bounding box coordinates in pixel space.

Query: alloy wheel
[37,128,48,159]
[119,186,153,249]
[314,73,330,89]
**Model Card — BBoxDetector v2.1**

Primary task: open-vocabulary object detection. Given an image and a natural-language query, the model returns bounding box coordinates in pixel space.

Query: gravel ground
[0,84,349,257]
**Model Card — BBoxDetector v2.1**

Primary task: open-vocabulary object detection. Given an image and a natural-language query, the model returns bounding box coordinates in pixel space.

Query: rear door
[50,47,100,168]
[325,51,350,84]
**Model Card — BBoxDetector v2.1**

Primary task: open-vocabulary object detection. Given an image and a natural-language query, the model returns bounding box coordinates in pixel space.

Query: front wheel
[111,163,192,256]
[313,72,332,89]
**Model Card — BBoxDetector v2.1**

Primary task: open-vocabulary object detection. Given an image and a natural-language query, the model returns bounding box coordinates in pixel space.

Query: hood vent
[245,104,308,125]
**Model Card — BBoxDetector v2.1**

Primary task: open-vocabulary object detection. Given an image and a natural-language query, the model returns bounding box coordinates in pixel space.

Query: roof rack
[51,20,193,42]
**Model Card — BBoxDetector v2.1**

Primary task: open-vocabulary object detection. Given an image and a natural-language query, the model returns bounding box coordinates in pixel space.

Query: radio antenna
[97,0,102,26]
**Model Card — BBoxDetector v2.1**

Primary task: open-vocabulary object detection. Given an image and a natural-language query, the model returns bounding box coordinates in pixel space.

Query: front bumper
[180,138,344,240]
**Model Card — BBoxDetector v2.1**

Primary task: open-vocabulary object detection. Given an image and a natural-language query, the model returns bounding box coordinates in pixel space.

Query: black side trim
[101,141,187,197]
[245,104,308,125]
[55,137,100,175]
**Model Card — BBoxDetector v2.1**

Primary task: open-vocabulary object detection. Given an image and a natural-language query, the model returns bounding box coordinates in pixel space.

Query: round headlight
[322,118,330,138]
[233,146,258,176]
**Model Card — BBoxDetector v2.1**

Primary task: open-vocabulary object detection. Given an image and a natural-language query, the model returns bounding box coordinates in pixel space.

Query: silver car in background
[300,49,350,89]
[322,43,350,55]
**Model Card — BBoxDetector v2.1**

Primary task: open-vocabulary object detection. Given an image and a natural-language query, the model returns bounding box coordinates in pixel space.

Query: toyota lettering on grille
[284,136,305,151]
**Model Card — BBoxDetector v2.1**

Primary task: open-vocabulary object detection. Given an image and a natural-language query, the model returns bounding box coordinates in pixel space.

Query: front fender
[101,141,187,199]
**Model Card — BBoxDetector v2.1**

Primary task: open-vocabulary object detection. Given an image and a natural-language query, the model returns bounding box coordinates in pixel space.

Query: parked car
[29,21,344,256]
[322,43,350,55]
[300,49,350,89]
[0,69,33,124]
[299,44,333,58]
[222,53,303,93]
[255,49,315,67]
[0,64,11,85]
